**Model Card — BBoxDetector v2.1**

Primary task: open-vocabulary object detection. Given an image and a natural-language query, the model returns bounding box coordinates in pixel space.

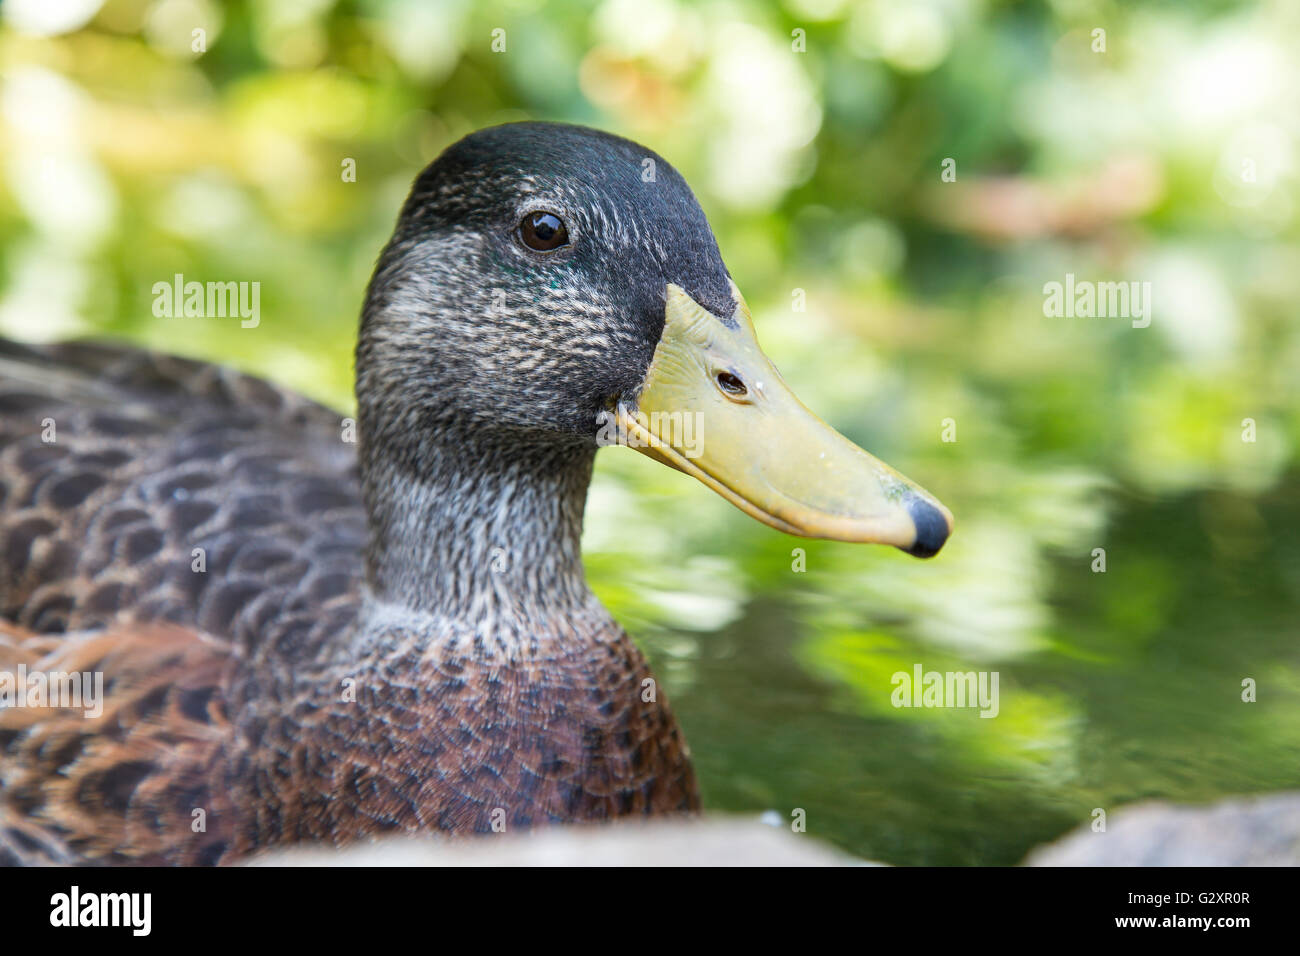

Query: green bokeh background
[1,0,1297,864]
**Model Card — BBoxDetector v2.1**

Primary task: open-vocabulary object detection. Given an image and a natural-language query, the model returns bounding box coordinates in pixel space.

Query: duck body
[0,122,949,865]
[0,341,695,865]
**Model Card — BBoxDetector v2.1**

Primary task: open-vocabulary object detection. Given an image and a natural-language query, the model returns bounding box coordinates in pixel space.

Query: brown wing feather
[0,338,365,651]
[0,620,237,865]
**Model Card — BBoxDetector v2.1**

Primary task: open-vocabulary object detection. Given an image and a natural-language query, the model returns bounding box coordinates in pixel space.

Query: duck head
[358,122,952,559]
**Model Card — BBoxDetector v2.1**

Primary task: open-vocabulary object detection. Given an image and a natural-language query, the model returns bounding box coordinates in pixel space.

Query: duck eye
[519,211,568,251]
[716,371,747,396]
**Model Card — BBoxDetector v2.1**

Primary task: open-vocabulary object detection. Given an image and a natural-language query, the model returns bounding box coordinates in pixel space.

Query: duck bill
[611,284,953,557]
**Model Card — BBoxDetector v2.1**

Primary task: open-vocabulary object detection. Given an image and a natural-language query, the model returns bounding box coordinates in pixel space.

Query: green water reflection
[624,478,1300,865]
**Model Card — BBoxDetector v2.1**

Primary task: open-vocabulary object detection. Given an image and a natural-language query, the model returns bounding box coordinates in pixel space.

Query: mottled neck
[358,424,597,622]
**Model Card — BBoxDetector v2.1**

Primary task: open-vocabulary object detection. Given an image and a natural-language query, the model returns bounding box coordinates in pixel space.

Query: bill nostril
[901,495,951,559]
[715,370,747,396]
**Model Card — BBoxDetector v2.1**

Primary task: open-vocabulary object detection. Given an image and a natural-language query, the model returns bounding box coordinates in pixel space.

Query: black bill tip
[900,495,952,558]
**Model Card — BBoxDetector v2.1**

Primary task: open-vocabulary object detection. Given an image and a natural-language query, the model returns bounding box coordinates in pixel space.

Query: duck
[0,121,952,865]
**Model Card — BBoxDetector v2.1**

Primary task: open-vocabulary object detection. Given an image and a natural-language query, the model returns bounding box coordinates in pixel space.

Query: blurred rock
[248,816,869,867]
[1025,793,1300,866]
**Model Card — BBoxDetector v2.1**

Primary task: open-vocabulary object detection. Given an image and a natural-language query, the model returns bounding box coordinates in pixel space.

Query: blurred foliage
[1,0,1298,863]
